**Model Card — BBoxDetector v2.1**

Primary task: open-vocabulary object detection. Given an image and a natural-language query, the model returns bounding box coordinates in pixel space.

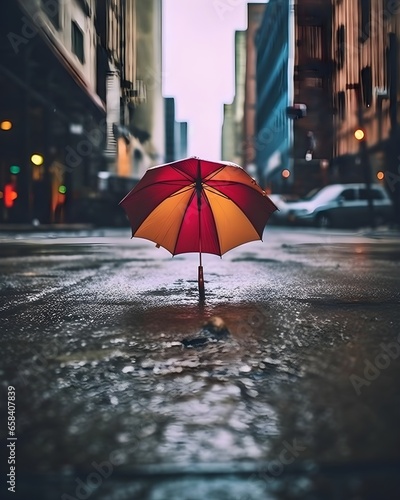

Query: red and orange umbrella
[119,157,277,298]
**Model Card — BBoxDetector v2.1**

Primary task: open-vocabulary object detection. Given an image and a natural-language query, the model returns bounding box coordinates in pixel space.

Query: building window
[359,0,371,43]
[336,25,345,69]
[304,77,323,88]
[298,25,323,62]
[385,46,390,92]
[71,21,85,64]
[361,66,372,107]
[387,33,397,96]
[337,91,346,120]
[41,0,60,29]
[76,0,91,16]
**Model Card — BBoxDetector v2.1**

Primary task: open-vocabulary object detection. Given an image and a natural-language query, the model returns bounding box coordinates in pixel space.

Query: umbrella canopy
[119,157,278,297]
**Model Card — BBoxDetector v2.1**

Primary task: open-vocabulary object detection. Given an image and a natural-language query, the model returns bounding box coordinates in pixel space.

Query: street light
[31,154,44,166]
[377,171,385,181]
[354,128,365,141]
[346,82,375,228]
[0,120,12,131]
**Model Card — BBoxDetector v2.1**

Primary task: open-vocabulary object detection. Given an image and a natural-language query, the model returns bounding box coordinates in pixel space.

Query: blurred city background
[1,3,400,498]
[0,0,399,228]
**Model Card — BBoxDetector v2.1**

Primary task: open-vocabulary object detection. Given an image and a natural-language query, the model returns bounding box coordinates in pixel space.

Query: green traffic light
[10,165,20,175]
[58,185,67,194]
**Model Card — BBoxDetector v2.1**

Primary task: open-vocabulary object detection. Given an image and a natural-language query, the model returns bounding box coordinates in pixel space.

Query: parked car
[267,194,289,225]
[280,183,393,228]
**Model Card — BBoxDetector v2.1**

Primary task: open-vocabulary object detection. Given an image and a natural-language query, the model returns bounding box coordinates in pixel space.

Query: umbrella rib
[122,181,194,204]
[203,185,230,199]
[208,179,260,189]
[208,183,272,240]
[203,166,226,182]
[206,180,268,202]
[168,184,195,197]
[170,166,195,182]
[172,190,196,256]
[133,179,191,193]
[202,189,222,256]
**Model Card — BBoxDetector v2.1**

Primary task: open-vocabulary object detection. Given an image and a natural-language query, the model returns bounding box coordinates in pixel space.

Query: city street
[1,226,400,499]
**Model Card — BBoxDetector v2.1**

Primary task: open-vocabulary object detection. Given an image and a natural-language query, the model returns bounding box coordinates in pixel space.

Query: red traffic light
[4,183,17,208]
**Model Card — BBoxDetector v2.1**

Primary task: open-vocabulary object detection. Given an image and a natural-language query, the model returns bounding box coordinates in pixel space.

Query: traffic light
[10,165,20,175]
[354,128,365,141]
[4,183,17,208]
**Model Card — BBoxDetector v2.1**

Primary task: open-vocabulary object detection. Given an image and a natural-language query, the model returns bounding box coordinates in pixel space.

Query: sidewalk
[0,223,95,232]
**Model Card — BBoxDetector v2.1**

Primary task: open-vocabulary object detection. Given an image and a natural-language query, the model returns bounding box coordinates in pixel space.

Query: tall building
[130,0,166,176]
[256,0,333,194]
[175,121,188,160]
[221,31,246,166]
[331,0,400,222]
[0,0,105,223]
[332,0,391,170]
[291,0,333,194]
[255,0,293,190]
[243,3,267,172]
[96,0,150,178]
[255,0,400,214]
[0,0,166,225]
[221,103,235,162]
[164,97,187,163]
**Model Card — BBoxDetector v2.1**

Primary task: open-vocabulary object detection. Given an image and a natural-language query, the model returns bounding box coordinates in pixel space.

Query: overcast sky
[162,0,267,161]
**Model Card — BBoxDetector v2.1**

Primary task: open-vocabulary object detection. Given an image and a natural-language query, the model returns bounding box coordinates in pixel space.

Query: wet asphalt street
[1,226,400,500]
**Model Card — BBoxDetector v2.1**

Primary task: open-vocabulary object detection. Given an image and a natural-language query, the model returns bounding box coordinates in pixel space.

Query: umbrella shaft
[198,265,205,300]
